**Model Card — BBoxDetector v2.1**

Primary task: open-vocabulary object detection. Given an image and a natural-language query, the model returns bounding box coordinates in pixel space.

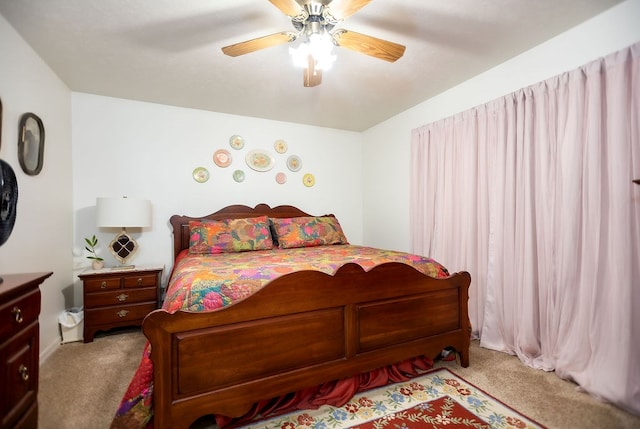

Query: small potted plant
[85,235,104,270]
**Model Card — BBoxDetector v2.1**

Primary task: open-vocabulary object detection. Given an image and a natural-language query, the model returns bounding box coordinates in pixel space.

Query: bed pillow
[188,220,233,254]
[272,216,348,249]
[227,215,274,252]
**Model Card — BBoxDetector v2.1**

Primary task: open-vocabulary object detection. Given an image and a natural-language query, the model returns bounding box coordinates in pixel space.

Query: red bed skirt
[217,355,435,428]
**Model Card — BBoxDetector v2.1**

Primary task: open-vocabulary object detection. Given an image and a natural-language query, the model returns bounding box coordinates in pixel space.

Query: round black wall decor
[0,159,18,246]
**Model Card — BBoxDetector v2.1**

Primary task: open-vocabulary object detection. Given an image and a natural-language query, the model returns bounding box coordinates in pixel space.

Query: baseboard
[40,336,62,364]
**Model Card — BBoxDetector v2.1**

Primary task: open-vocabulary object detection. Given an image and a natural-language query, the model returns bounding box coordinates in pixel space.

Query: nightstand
[79,265,163,343]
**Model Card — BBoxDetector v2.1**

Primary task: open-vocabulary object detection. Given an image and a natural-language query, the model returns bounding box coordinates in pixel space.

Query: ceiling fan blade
[268,0,305,18]
[333,29,405,62]
[325,0,372,21]
[303,55,322,87]
[222,32,297,57]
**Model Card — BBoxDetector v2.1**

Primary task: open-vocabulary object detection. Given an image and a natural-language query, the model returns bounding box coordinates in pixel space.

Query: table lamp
[96,197,151,269]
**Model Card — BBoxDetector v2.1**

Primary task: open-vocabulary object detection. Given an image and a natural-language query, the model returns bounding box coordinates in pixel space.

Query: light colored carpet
[39,328,144,429]
[39,331,640,428]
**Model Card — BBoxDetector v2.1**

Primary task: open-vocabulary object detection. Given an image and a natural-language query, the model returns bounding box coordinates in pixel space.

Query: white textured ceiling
[0,0,624,131]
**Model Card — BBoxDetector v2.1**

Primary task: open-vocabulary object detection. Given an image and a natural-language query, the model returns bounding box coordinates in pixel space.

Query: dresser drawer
[123,273,158,288]
[10,401,37,429]
[85,302,156,325]
[82,277,122,292]
[0,290,40,339]
[84,287,157,307]
[0,323,38,428]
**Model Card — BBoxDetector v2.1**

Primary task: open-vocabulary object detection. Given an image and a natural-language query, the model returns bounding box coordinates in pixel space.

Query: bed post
[142,312,174,429]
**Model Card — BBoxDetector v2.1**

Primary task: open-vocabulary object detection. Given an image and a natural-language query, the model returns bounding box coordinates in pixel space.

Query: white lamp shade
[96,197,151,228]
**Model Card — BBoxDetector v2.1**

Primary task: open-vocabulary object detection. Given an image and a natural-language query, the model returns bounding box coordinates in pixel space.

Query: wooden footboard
[143,262,471,429]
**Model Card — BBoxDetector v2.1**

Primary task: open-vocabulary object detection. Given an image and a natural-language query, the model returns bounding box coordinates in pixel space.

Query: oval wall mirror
[18,112,45,176]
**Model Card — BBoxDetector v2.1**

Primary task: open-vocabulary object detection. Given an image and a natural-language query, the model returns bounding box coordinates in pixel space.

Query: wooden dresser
[0,272,52,429]
[79,266,163,342]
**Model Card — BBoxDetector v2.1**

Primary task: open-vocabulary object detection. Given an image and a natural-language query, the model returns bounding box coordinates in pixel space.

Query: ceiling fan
[221,0,406,87]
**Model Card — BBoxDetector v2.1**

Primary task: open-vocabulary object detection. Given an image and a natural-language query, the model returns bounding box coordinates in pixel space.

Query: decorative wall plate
[245,149,275,172]
[213,149,232,167]
[286,155,302,172]
[192,167,209,183]
[229,135,244,150]
[303,173,315,187]
[233,169,245,183]
[0,160,18,246]
[274,139,288,154]
[275,172,287,184]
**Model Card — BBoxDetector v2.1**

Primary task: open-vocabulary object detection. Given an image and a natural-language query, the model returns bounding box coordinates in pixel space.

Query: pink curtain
[410,42,640,415]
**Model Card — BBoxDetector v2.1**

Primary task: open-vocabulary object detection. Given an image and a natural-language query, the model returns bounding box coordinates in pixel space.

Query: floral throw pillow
[227,215,274,252]
[273,216,348,249]
[189,216,274,254]
[188,220,233,254]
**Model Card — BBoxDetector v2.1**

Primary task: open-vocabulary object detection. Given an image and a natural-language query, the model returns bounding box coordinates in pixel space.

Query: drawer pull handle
[137,277,143,285]
[117,309,129,318]
[12,307,23,324]
[19,365,29,382]
[101,281,107,289]
[116,293,129,302]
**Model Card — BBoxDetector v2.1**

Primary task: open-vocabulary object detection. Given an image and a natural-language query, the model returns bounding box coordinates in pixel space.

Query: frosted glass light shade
[289,33,336,70]
[96,197,151,228]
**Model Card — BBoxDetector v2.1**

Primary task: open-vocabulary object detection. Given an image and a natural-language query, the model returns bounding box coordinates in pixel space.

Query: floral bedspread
[110,245,449,429]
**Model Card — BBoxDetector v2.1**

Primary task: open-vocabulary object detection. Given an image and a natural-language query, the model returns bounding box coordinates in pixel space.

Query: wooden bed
[142,204,471,429]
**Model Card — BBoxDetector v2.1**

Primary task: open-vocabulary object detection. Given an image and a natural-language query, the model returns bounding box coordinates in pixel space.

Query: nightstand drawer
[86,302,156,325]
[84,287,157,307]
[0,289,40,339]
[123,273,158,288]
[83,277,122,292]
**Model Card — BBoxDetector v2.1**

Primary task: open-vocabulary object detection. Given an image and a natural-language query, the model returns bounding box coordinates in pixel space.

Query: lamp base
[109,229,139,266]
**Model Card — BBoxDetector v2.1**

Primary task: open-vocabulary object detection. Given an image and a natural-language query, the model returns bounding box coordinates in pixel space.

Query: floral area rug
[238,368,546,429]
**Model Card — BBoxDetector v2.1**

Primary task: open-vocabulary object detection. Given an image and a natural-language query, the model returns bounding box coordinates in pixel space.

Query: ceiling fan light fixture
[289,32,336,70]
[223,0,401,87]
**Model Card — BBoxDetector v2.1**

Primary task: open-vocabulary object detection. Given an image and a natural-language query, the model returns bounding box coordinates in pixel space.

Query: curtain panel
[410,42,640,415]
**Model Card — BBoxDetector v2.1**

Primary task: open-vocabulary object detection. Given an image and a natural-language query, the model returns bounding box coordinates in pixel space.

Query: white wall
[361,0,640,259]
[0,15,73,361]
[71,94,363,291]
